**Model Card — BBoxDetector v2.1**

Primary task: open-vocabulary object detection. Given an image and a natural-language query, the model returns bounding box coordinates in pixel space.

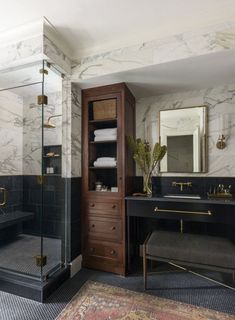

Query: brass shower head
[43,114,62,129]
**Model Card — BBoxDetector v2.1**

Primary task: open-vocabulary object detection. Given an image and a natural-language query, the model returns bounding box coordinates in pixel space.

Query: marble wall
[0,19,71,74]
[136,84,235,177]
[23,91,62,175]
[62,81,82,178]
[0,90,23,175]
[72,20,235,81]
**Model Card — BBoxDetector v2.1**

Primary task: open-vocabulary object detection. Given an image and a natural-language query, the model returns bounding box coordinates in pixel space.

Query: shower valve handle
[0,188,7,207]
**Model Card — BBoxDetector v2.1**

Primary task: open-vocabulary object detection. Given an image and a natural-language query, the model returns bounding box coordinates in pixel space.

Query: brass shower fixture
[43,114,62,129]
[0,187,7,207]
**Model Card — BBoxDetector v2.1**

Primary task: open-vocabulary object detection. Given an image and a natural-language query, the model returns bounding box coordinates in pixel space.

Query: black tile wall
[0,176,23,213]
[132,176,235,198]
[151,176,235,197]
[22,175,82,262]
[23,175,66,239]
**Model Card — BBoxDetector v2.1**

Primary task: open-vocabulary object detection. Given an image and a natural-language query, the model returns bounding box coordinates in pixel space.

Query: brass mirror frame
[159,105,208,173]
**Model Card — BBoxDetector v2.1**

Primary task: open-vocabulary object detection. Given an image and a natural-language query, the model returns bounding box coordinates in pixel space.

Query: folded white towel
[94,128,117,136]
[94,135,117,142]
[94,161,117,167]
[96,157,116,162]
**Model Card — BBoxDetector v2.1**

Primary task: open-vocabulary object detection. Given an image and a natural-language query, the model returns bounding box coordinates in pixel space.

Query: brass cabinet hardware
[111,226,116,230]
[0,187,7,207]
[154,207,212,216]
[112,205,116,209]
[91,224,95,228]
[90,203,95,207]
[110,250,116,255]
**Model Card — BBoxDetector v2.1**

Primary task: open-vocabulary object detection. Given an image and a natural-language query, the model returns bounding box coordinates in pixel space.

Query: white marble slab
[23,91,63,175]
[72,21,235,81]
[0,91,23,175]
[136,84,235,177]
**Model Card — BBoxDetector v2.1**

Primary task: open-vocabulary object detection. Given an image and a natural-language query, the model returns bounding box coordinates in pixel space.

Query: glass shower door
[41,62,66,279]
[0,61,45,280]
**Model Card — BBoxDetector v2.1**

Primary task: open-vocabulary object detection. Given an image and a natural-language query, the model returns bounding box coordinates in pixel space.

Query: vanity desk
[126,195,235,272]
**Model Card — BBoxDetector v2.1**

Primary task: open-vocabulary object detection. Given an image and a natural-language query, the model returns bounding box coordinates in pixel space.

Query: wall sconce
[216,114,229,150]
[216,134,226,149]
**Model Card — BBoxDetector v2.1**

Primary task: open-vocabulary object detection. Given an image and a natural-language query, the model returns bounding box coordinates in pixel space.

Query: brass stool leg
[143,245,147,290]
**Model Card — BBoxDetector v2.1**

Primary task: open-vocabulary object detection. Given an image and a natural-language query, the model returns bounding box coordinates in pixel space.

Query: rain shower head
[43,114,62,129]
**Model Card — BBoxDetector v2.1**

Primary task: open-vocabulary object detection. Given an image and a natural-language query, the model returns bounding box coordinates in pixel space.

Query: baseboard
[70,255,82,278]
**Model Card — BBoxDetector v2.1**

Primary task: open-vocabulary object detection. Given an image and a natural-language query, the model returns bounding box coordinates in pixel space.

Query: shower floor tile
[0,234,61,277]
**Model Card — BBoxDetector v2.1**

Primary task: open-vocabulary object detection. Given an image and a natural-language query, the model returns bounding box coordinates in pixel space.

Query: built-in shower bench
[0,211,34,230]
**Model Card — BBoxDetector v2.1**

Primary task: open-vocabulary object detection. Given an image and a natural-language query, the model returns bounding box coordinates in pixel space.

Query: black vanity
[126,176,235,275]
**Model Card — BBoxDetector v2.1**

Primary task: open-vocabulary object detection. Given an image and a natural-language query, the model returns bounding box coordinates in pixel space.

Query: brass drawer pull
[0,188,7,207]
[111,226,116,231]
[154,207,212,216]
[90,203,95,207]
[112,205,116,209]
[91,224,95,228]
[110,250,116,255]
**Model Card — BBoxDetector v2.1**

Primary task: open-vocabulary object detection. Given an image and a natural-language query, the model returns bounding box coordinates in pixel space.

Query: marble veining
[23,92,63,175]
[61,81,82,178]
[136,84,235,177]
[0,91,23,175]
[0,35,43,72]
[71,84,82,177]
[72,21,235,81]
[43,35,72,74]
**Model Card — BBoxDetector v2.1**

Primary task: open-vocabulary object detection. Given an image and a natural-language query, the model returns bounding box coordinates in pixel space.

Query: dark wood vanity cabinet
[82,83,135,275]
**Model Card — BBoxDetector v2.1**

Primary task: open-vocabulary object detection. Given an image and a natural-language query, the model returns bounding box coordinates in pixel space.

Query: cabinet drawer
[88,217,122,242]
[127,199,232,224]
[87,200,120,216]
[85,241,123,262]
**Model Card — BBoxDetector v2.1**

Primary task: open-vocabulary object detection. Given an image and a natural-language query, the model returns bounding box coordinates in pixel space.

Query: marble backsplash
[136,83,235,177]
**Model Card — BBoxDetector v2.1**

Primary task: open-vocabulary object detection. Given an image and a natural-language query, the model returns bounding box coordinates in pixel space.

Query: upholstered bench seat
[143,230,235,289]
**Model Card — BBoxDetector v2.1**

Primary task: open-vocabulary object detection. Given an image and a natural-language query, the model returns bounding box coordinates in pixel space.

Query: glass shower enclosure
[0,60,67,285]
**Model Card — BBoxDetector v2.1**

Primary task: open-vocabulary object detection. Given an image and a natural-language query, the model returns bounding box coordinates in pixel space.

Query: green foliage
[127,136,167,176]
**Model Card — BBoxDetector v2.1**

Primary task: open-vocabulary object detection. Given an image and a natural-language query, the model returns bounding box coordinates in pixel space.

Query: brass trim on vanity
[154,207,212,216]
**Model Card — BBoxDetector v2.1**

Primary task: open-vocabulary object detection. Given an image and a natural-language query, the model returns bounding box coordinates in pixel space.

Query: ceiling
[0,0,235,60]
[77,48,235,98]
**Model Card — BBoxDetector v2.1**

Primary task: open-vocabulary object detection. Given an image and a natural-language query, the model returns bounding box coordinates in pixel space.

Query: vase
[143,173,152,197]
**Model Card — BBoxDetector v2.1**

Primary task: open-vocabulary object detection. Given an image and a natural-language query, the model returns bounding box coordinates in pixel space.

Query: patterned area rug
[56,281,235,320]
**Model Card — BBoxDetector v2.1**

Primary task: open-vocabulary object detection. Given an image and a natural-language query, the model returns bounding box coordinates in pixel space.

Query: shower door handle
[0,188,7,206]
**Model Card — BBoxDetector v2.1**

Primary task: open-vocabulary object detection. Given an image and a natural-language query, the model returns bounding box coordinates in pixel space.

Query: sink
[163,194,201,199]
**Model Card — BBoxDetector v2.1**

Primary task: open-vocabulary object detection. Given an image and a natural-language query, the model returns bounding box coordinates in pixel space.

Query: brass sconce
[216,134,226,149]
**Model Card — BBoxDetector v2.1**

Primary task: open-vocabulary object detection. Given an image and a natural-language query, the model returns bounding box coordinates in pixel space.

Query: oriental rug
[56,281,235,320]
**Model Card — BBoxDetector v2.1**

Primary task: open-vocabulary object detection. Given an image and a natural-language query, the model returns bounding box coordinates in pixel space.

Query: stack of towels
[93,157,117,167]
[94,128,117,142]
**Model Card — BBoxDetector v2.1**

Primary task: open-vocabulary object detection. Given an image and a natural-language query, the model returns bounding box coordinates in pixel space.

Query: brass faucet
[172,181,192,192]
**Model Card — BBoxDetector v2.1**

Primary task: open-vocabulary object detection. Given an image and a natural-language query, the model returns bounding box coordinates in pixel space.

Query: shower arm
[0,187,7,207]
[47,114,62,121]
